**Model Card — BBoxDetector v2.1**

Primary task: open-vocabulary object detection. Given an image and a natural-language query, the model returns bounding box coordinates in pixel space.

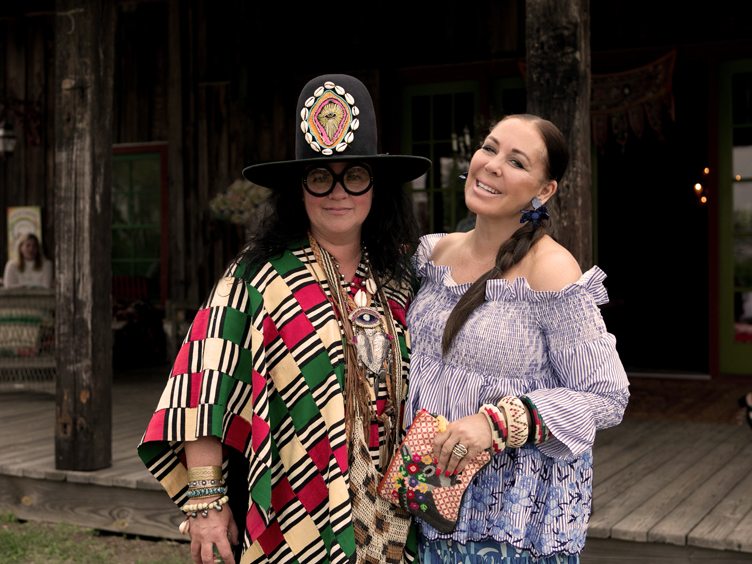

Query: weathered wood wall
[1,0,524,309]
[0,0,264,308]
[0,3,56,267]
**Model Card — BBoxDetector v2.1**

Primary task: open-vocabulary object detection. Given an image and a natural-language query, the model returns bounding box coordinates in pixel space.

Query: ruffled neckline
[414,233,609,304]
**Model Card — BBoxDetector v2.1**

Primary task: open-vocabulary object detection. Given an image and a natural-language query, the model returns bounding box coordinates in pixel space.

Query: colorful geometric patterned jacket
[138,241,413,563]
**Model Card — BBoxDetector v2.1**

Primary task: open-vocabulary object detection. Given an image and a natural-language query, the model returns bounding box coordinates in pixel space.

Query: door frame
[718,60,752,376]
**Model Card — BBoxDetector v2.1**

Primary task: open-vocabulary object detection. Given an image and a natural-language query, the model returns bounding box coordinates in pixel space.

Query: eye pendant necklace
[305,232,402,462]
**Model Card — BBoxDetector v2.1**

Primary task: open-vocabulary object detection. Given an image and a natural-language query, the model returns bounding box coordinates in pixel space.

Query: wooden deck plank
[591,422,717,503]
[592,418,651,448]
[688,470,752,551]
[648,437,752,546]
[609,431,746,542]
[592,420,667,482]
[0,473,183,541]
[725,506,752,553]
[588,423,724,538]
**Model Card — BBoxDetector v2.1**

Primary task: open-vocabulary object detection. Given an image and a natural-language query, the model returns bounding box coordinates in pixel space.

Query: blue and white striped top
[405,233,630,558]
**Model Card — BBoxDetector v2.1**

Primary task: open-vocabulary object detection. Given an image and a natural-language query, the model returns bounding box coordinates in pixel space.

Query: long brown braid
[441,221,547,355]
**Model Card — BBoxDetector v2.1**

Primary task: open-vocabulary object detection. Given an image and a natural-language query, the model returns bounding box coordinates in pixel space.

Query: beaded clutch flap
[377,408,492,533]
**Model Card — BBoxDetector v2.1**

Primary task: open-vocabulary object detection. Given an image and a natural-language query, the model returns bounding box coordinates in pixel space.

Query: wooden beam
[53,0,114,470]
[167,0,187,304]
[525,0,592,267]
[0,473,184,541]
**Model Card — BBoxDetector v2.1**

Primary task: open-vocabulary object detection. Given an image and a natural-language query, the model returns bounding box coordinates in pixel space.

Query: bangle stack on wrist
[183,465,227,517]
[479,395,552,454]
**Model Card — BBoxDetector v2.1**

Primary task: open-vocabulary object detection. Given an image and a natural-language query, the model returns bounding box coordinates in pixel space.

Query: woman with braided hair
[404,114,630,562]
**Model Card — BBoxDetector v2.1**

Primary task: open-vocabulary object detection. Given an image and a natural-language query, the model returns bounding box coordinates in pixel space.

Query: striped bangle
[497,396,529,448]
[480,404,507,453]
[520,395,550,445]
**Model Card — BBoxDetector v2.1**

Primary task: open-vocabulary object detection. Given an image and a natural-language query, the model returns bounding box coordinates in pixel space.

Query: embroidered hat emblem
[301,81,359,155]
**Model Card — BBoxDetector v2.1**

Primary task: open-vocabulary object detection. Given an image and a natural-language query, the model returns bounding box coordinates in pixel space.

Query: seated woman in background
[2,233,53,289]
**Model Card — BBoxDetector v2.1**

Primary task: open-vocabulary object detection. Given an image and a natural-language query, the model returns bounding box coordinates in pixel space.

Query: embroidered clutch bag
[377,408,492,533]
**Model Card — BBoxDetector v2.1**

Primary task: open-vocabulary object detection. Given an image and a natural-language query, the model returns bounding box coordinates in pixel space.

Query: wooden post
[525,0,592,267]
[54,0,114,470]
[167,0,187,304]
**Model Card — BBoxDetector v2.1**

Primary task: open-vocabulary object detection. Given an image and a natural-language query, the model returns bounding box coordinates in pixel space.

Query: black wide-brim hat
[242,74,431,190]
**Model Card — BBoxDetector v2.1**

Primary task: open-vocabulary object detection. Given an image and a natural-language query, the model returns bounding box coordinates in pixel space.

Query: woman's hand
[188,502,239,564]
[433,412,492,475]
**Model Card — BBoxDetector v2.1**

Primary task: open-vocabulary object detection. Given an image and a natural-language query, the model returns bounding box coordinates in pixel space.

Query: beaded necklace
[305,233,402,465]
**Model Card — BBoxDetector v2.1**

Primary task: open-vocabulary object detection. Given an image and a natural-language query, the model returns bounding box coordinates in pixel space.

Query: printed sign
[6,206,42,263]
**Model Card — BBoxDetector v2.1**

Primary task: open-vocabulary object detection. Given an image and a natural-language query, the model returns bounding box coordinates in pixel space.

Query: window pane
[454,92,475,139]
[131,228,160,260]
[734,181,752,232]
[132,259,160,278]
[733,127,752,148]
[732,146,752,179]
[732,72,752,124]
[433,94,452,139]
[735,235,752,288]
[412,95,431,141]
[112,229,133,259]
[112,191,130,225]
[735,291,752,343]
[131,157,160,191]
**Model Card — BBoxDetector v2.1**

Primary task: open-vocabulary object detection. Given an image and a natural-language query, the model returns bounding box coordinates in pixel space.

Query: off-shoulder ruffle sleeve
[412,233,448,279]
[523,270,630,460]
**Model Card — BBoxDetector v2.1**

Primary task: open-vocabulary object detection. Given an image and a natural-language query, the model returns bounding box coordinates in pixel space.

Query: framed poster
[7,206,42,263]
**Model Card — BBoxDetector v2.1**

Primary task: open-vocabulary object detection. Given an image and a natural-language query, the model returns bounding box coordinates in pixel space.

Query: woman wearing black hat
[138,74,430,563]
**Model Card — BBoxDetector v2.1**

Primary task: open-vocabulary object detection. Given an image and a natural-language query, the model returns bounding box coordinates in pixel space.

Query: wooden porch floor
[1,370,752,558]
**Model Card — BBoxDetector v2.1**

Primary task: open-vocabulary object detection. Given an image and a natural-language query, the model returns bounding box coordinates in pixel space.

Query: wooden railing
[0,287,55,390]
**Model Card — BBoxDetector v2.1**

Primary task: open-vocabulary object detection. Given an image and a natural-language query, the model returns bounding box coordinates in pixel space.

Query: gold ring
[452,443,468,458]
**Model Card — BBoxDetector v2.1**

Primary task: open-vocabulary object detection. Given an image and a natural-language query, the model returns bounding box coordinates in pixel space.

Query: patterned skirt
[418,537,580,564]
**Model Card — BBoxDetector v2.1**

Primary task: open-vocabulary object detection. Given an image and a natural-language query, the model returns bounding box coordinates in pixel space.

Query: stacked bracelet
[182,495,230,518]
[187,465,223,488]
[497,396,529,448]
[186,485,228,499]
[520,396,550,445]
[479,404,508,453]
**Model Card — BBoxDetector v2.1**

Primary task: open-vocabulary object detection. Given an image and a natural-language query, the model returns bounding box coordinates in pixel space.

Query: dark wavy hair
[238,177,419,288]
[441,114,569,355]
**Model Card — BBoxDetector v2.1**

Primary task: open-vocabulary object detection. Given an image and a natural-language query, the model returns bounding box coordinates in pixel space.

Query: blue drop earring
[458,171,468,180]
[520,197,550,225]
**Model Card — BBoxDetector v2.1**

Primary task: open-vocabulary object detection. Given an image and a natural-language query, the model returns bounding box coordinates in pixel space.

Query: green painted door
[111,149,166,303]
[719,62,752,375]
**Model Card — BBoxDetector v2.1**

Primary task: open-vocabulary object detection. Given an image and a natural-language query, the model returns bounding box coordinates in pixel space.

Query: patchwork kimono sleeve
[137,274,271,507]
